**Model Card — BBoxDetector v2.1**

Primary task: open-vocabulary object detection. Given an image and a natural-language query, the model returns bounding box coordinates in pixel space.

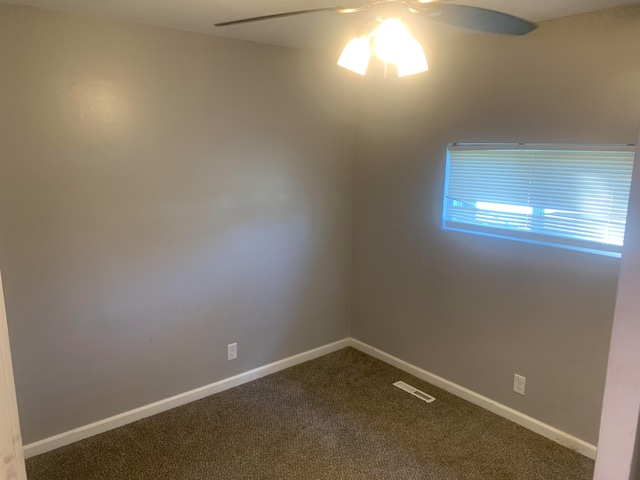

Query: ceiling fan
[215,1,537,77]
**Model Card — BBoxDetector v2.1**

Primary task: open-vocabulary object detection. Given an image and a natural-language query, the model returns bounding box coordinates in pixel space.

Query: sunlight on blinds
[443,144,636,257]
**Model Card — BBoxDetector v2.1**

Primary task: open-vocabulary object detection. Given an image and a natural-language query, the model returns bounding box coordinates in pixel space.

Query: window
[442,144,636,257]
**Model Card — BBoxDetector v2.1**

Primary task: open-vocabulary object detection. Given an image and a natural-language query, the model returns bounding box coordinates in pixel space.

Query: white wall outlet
[513,374,526,395]
[227,343,237,360]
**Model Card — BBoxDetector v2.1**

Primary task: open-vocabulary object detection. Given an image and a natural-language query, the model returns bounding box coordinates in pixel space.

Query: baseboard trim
[24,336,597,460]
[347,337,597,460]
[23,338,351,458]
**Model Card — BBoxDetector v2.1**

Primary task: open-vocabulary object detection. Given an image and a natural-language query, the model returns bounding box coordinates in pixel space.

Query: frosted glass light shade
[396,39,429,77]
[337,36,371,76]
[373,18,412,65]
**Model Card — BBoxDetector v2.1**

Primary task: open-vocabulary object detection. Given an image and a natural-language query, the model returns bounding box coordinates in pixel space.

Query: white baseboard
[24,336,597,461]
[347,337,597,459]
[23,338,351,458]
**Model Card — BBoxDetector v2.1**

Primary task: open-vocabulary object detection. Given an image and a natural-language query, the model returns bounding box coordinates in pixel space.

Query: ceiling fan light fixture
[337,35,371,76]
[337,17,428,77]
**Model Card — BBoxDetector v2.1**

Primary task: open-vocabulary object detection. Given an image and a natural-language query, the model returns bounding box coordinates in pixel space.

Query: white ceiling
[4,0,638,51]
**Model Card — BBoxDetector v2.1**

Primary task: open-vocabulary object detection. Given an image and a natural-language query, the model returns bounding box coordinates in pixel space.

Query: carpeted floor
[26,348,594,479]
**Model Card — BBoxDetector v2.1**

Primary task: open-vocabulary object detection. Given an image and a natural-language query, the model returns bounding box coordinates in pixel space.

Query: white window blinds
[443,144,636,257]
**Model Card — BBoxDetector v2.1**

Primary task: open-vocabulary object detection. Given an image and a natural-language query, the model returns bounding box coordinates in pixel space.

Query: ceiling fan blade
[215,6,363,27]
[414,3,536,36]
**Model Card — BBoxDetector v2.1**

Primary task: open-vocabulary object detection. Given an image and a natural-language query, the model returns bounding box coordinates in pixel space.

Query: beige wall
[0,4,355,444]
[352,5,640,444]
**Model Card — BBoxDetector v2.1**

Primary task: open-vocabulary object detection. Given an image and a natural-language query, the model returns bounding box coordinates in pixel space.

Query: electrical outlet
[227,343,237,360]
[513,374,526,395]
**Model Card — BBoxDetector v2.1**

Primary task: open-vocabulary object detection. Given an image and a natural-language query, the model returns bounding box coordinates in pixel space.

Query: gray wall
[0,4,354,444]
[352,5,640,444]
[595,128,640,479]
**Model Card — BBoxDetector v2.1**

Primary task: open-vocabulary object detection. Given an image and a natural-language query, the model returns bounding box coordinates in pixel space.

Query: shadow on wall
[631,410,640,480]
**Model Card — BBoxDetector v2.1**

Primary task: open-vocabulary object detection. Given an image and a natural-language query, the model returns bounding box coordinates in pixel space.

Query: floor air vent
[394,381,436,403]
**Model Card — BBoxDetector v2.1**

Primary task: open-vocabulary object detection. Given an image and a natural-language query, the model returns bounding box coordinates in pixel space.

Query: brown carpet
[26,347,594,479]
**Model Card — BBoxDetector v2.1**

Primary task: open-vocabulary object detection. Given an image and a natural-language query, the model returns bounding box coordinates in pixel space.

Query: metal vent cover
[394,381,436,403]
